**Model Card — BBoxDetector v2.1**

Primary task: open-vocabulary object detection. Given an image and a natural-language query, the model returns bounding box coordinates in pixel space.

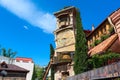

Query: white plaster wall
[14,60,34,80]
[68,65,74,76]
[0,56,15,64]
[55,70,62,80]
[0,56,34,80]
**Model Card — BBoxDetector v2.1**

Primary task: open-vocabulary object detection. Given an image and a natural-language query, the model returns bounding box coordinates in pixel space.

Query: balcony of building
[87,24,115,49]
[58,21,69,28]
[57,14,70,28]
[52,53,73,65]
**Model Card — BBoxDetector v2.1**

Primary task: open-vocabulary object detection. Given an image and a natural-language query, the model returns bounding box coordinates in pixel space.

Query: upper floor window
[60,17,67,22]
[59,14,69,22]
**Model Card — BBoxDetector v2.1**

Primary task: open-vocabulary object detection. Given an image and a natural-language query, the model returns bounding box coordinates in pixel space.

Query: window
[58,14,70,24]
[59,17,67,22]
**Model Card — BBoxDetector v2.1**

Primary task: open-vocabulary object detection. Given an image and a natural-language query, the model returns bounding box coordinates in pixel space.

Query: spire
[92,24,95,31]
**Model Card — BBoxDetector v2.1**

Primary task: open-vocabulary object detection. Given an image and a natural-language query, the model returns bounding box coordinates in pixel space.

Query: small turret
[92,24,95,31]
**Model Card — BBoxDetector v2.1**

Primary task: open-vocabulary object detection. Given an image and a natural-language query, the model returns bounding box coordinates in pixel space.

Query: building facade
[0,56,34,80]
[0,61,28,80]
[0,56,15,64]
[88,8,120,56]
[14,57,34,80]
[52,7,120,80]
[53,6,76,80]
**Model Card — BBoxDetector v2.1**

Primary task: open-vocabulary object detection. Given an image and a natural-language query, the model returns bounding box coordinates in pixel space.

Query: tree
[74,9,88,74]
[32,65,36,80]
[36,66,44,80]
[50,44,54,80]
[0,48,17,58]
[32,65,44,80]
[87,51,120,69]
[50,44,54,59]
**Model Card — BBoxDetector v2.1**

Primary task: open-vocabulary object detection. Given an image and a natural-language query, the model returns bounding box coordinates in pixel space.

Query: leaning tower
[53,6,77,80]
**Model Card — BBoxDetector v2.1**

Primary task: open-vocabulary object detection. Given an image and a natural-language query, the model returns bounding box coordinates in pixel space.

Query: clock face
[56,29,75,47]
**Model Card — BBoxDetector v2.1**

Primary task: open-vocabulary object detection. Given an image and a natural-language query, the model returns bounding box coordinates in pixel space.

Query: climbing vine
[87,50,120,69]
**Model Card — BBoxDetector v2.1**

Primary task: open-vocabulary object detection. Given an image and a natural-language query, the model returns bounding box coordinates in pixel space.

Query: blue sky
[0,0,120,66]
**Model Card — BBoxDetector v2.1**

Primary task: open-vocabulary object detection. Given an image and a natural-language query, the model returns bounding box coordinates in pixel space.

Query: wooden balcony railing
[58,21,69,28]
[52,57,72,65]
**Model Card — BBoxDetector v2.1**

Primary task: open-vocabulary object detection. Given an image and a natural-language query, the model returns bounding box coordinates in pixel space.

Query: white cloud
[0,0,56,33]
[24,26,29,30]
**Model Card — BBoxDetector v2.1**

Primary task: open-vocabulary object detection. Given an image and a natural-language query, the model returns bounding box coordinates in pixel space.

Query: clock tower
[53,6,77,80]
[54,6,76,51]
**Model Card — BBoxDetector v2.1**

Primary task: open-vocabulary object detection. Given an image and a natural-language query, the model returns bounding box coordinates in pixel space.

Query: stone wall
[67,61,120,80]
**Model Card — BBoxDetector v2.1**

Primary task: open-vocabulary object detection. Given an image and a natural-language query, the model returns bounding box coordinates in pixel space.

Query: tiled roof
[86,19,108,39]
[54,6,75,15]
[110,38,120,53]
[84,30,91,36]
[16,57,33,62]
[88,34,118,56]
[0,63,29,72]
[87,8,120,39]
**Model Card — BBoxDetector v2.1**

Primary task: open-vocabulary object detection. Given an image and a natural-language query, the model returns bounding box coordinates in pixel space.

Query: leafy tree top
[0,48,17,58]
[50,44,54,59]
[74,9,88,74]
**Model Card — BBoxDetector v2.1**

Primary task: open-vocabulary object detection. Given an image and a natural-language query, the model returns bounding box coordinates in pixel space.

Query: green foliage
[50,44,55,80]
[36,67,44,80]
[87,51,120,69]
[32,65,44,80]
[51,66,54,80]
[32,65,36,80]
[88,54,103,68]
[94,39,102,46]
[0,48,17,58]
[91,39,102,47]
[101,34,109,41]
[90,34,110,48]
[74,10,88,74]
[50,44,54,59]
[90,43,95,47]
[109,27,114,34]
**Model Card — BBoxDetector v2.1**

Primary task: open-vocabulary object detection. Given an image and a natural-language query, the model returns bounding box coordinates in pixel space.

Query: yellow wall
[87,21,112,48]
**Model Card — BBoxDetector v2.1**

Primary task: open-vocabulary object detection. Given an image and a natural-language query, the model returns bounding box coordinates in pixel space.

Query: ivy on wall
[90,34,110,48]
[90,27,115,48]
[87,50,120,70]
[109,27,114,35]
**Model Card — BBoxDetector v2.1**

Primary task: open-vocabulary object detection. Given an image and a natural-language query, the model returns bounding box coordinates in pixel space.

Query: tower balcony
[52,54,72,65]
[58,21,69,28]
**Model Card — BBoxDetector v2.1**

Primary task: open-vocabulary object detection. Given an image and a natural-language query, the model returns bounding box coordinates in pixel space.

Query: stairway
[42,60,52,80]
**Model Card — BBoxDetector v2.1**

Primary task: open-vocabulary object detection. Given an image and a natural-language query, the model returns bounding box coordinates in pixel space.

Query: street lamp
[0,70,7,80]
